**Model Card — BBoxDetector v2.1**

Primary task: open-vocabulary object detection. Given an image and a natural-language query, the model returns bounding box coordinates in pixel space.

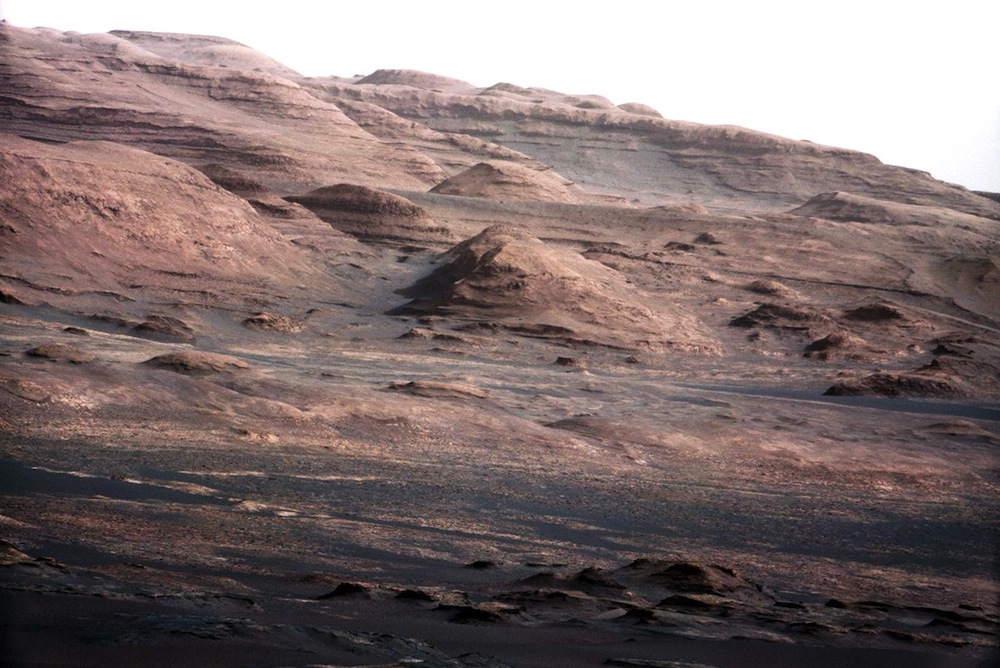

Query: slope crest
[110,30,302,78]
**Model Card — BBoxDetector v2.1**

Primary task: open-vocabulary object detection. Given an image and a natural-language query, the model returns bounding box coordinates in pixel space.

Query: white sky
[2,0,997,191]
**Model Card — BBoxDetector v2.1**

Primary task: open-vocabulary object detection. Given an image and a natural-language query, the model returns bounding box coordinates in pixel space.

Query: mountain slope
[0,133,345,311]
[0,25,445,193]
[311,71,1000,216]
[1,23,999,668]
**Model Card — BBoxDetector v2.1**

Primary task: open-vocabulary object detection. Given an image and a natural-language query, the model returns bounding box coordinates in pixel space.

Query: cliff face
[307,70,1000,216]
[3,24,997,219]
[0,26,446,193]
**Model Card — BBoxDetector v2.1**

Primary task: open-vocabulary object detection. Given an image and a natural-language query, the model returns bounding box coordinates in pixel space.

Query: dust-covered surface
[1,22,999,668]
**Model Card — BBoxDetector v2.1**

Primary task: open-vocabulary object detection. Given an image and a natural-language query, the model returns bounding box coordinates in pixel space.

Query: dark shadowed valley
[1,24,998,668]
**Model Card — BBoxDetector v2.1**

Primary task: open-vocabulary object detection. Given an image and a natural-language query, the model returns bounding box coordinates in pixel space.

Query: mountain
[0,26,445,192]
[1,23,998,668]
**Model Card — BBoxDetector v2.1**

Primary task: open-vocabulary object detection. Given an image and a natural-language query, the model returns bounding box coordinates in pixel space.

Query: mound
[2,25,445,192]
[321,65,1000,216]
[916,420,999,440]
[481,82,534,97]
[132,316,196,343]
[919,418,1000,443]
[648,203,711,217]
[743,279,800,299]
[925,337,1000,396]
[194,166,370,256]
[392,225,718,352]
[0,134,329,309]
[356,69,476,93]
[143,351,250,375]
[844,302,910,323]
[386,380,490,400]
[67,314,195,343]
[25,343,95,364]
[789,191,994,227]
[824,366,966,398]
[0,379,50,403]
[567,95,615,110]
[429,161,582,203]
[518,568,627,595]
[802,332,877,361]
[286,184,455,244]
[398,327,472,344]
[618,559,758,597]
[730,303,831,331]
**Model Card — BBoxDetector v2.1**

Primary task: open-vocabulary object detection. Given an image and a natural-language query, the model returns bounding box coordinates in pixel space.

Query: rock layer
[0,134,329,310]
[395,225,718,352]
[287,184,456,244]
[430,161,582,203]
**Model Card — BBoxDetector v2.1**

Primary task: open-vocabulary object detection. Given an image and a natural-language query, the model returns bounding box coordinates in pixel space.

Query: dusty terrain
[1,23,998,668]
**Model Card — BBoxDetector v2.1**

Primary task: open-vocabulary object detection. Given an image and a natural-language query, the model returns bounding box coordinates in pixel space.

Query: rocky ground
[1,23,998,668]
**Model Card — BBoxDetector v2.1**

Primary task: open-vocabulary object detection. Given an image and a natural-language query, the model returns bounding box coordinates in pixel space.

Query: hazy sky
[2,0,997,191]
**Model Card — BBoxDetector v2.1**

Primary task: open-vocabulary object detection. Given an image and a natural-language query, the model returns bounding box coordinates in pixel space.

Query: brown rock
[25,343,95,364]
[143,351,250,375]
[1,378,51,402]
[803,332,873,361]
[393,225,718,352]
[430,161,582,204]
[730,303,828,331]
[132,316,196,343]
[287,184,455,244]
[243,313,303,333]
[386,380,489,400]
[824,371,965,398]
